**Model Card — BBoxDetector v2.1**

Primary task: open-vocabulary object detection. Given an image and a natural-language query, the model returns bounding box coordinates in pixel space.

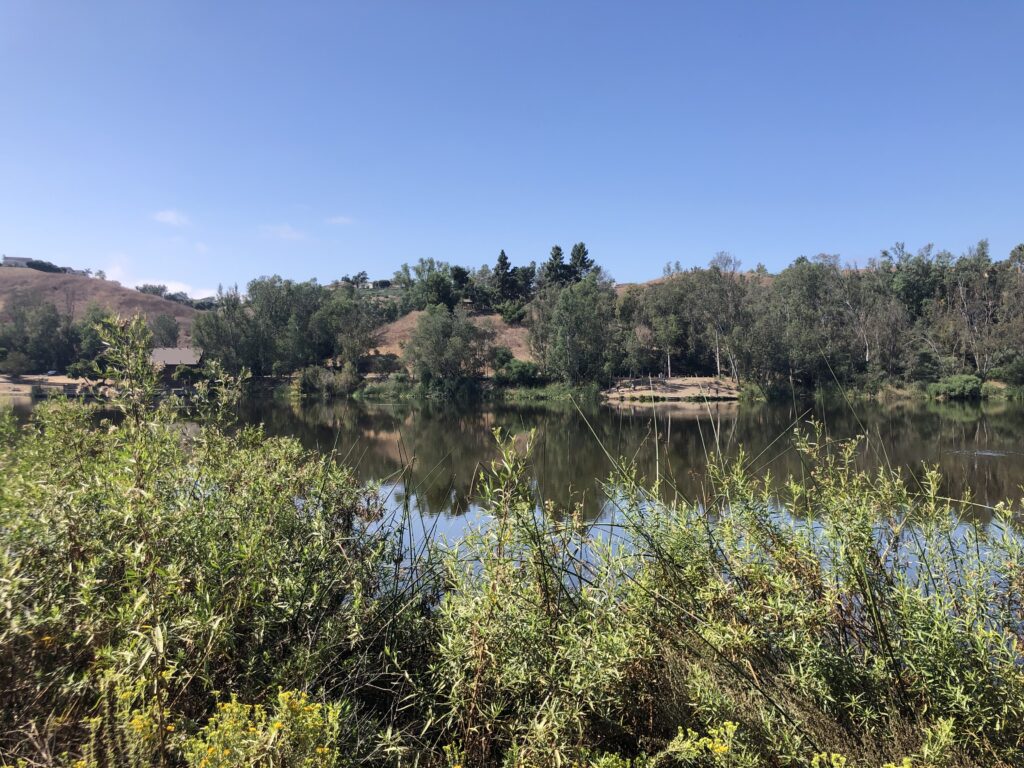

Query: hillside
[375,309,533,361]
[0,269,199,341]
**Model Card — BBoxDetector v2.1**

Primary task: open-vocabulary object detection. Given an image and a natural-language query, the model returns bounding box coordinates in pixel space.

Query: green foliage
[497,299,527,326]
[183,691,373,768]
[489,345,514,371]
[25,258,64,273]
[353,373,414,402]
[433,432,656,766]
[927,374,983,400]
[0,349,32,375]
[425,426,1024,766]
[0,317,424,764]
[404,304,495,395]
[150,312,181,347]
[0,293,76,372]
[493,358,542,387]
[4,317,1024,767]
[137,283,169,297]
[530,274,618,385]
[192,278,388,376]
[294,363,360,399]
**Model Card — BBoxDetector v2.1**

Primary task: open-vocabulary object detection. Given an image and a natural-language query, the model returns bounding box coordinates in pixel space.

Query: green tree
[150,314,180,347]
[493,250,513,303]
[137,284,169,298]
[567,242,594,282]
[192,287,258,374]
[68,303,117,376]
[0,350,32,376]
[403,304,494,393]
[538,245,567,287]
[531,274,617,385]
[0,296,75,372]
[311,283,384,369]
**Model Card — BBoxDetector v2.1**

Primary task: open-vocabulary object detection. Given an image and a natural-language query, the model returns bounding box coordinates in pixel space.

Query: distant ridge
[0,269,199,342]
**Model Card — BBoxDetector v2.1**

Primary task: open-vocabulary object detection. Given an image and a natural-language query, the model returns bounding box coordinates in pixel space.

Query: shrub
[433,432,656,766]
[981,380,1006,399]
[497,300,527,326]
[430,427,1024,766]
[295,363,359,399]
[4,317,1024,767]
[493,359,543,387]
[0,317,424,764]
[26,258,64,273]
[989,357,1024,385]
[0,350,34,375]
[183,691,374,768]
[488,345,514,371]
[926,374,982,400]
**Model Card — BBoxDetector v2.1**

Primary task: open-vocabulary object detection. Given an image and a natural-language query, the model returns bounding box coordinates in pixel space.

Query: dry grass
[373,309,533,361]
[0,269,199,340]
[603,375,740,401]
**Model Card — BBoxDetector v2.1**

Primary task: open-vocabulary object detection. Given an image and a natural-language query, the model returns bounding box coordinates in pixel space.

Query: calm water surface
[237,396,1024,525]
[6,394,1023,526]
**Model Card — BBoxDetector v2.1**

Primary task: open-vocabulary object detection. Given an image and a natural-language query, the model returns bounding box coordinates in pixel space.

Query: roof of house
[151,347,203,366]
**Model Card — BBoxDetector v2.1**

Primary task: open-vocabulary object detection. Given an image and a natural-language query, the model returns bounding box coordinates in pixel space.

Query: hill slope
[0,269,199,341]
[376,310,532,361]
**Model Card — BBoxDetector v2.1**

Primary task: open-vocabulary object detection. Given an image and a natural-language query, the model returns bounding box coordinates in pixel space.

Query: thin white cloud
[194,242,210,254]
[326,214,354,226]
[135,279,216,299]
[103,258,214,299]
[261,223,305,241]
[153,209,190,227]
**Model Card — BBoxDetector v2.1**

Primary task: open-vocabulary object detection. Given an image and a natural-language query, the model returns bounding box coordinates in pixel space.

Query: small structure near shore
[150,347,203,382]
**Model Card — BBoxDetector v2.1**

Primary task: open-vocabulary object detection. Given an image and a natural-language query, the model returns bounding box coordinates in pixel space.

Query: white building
[2,256,32,268]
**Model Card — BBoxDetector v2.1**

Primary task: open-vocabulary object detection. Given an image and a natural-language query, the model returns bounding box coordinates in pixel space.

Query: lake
[236,395,1024,526]
[6,393,1023,527]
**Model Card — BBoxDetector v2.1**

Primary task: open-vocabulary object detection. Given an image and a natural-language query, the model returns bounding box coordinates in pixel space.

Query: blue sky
[1,2,1022,296]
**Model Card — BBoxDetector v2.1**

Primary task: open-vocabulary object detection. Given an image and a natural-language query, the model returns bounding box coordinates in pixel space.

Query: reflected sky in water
[238,396,1024,523]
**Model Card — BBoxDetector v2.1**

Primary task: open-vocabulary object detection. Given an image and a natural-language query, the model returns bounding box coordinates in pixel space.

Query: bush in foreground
[0,318,426,766]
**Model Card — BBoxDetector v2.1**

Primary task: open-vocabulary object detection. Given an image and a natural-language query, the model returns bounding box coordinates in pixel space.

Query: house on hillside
[150,347,203,383]
[2,256,32,268]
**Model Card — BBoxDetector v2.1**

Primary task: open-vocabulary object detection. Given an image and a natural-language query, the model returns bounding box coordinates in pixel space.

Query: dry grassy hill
[0,269,199,342]
[375,310,533,362]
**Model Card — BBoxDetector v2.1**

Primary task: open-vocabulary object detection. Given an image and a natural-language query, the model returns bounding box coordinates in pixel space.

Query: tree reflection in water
[239,396,1024,524]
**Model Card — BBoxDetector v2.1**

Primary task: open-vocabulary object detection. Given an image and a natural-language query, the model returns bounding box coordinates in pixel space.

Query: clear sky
[2,2,1022,296]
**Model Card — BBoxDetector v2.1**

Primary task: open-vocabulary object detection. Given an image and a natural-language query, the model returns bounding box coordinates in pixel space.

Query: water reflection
[240,396,1024,521]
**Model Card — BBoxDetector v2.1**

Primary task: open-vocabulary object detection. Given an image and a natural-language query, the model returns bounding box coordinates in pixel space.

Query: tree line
[618,241,1024,393]
[0,296,181,376]
[6,238,1024,396]
[396,238,1024,394]
[192,278,396,377]
[179,238,1024,395]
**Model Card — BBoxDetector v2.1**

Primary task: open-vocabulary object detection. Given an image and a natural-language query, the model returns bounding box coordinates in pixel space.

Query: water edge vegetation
[5,240,1024,404]
[2,318,1023,767]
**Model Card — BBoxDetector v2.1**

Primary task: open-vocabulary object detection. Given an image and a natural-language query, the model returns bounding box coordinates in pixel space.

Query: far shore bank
[0,373,84,397]
[602,375,741,403]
